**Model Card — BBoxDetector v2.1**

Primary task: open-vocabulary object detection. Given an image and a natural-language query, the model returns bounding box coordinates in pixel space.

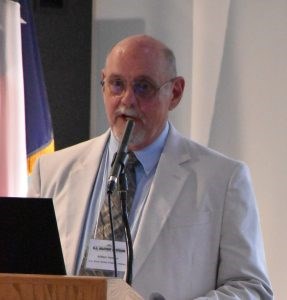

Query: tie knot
[127,151,139,167]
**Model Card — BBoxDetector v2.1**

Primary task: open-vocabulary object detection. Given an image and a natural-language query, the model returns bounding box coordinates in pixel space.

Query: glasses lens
[133,80,156,99]
[108,78,125,95]
[104,78,161,99]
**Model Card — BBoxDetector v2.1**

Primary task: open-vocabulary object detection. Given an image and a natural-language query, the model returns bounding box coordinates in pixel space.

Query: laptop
[0,197,66,275]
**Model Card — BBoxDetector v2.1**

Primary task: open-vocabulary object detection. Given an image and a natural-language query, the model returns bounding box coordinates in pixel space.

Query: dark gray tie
[79,151,139,276]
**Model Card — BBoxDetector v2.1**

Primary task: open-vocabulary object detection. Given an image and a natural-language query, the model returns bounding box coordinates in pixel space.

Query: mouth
[114,107,140,127]
[118,113,137,123]
[124,115,135,122]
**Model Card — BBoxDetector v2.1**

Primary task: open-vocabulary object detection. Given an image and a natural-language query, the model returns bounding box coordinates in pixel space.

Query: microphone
[107,119,135,194]
[149,293,166,300]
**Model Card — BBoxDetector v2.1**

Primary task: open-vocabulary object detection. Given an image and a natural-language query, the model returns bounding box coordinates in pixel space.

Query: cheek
[104,98,117,119]
[139,101,168,123]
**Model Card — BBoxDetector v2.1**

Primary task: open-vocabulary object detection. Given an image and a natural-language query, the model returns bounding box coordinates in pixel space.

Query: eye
[134,80,155,97]
[108,78,125,95]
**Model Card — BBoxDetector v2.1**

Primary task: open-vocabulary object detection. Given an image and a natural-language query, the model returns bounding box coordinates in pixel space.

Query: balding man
[29,35,272,299]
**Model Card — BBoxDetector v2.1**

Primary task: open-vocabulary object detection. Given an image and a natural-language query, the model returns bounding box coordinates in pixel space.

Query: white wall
[209,1,287,298]
[90,0,193,138]
[91,1,287,298]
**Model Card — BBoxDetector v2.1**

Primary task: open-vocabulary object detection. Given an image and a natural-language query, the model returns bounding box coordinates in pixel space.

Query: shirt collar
[109,122,170,176]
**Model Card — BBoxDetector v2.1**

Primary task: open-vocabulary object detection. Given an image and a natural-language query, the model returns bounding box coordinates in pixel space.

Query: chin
[112,119,129,138]
[128,130,147,150]
[112,123,148,149]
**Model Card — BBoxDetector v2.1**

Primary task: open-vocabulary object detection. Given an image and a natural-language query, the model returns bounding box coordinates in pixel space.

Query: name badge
[85,239,127,272]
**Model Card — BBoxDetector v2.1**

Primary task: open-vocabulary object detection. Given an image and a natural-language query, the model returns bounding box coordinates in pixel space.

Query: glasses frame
[100,77,177,101]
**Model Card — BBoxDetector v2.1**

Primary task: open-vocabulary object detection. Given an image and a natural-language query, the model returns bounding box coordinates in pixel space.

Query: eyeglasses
[101,77,176,100]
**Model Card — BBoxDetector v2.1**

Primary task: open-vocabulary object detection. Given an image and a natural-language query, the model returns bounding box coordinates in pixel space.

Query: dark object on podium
[0,197,66,275]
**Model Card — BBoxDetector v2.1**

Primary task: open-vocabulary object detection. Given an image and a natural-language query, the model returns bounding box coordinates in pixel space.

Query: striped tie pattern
[79,152,139,276]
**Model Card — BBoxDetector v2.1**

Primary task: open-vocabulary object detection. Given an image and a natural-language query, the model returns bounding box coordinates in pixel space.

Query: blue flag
[20,0,54,173]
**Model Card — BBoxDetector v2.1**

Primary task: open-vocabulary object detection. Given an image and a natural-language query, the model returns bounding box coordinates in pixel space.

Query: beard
[112,106,146,148]
[128,128,145,147]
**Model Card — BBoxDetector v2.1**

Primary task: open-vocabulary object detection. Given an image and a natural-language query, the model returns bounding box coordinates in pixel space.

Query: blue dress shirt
[75,122,169,274]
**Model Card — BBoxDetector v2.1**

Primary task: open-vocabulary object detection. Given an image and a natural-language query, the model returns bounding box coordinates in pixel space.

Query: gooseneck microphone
[107,119,135,194]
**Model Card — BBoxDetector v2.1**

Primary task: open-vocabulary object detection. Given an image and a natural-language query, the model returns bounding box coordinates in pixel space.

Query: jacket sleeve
[28,157,42,198]
[195,163,273,299]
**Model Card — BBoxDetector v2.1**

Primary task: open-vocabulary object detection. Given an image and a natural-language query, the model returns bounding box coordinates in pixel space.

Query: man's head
[101,34,185,150]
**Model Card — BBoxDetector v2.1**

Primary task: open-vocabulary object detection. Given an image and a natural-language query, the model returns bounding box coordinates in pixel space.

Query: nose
[120,84,137,107]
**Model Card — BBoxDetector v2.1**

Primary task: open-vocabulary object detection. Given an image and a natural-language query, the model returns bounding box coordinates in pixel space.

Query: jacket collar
[132,125,194,278]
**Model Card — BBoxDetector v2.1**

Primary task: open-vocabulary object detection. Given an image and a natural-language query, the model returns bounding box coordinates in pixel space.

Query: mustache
[114,107,140,119]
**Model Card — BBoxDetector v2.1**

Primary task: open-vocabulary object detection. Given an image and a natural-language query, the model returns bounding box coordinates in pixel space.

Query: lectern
[0,273,143,300]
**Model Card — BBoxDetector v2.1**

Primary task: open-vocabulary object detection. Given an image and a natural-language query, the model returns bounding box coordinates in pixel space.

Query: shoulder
[168,125,242,163]
[166,124,249,178]
[40,131,109,163]
[28,131,110,197]
[34,131,110,176]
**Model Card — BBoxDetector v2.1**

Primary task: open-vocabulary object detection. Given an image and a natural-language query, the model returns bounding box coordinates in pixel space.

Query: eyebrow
[106,74,158,85]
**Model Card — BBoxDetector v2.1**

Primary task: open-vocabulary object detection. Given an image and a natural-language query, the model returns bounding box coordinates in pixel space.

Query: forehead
[104,41,167,81]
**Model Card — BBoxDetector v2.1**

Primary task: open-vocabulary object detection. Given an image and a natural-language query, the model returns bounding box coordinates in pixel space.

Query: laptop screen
[0,197,66,275]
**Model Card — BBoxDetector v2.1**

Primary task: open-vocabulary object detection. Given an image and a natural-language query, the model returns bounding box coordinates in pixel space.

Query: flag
[20,0,54,174]
[0,0,27,196]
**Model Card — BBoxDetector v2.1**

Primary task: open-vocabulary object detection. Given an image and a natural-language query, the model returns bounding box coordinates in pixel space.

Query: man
[28,35,273,299]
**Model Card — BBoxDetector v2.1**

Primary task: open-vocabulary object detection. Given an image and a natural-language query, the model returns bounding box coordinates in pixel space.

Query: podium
[0,273,143,300]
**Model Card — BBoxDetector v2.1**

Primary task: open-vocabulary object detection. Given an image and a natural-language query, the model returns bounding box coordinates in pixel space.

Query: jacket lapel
[133,126,192,278]
[63,131,110,274]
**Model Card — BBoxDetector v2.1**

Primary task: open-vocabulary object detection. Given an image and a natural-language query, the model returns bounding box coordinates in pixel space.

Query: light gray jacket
[28,125,272,299]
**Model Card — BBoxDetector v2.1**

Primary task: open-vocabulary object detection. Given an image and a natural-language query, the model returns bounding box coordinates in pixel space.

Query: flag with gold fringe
[20,0,54,174]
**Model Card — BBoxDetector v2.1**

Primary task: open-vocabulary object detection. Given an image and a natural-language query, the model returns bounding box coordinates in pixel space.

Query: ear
[168,76,185,111]
[101,69,106,81]
[101,69,106,91]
